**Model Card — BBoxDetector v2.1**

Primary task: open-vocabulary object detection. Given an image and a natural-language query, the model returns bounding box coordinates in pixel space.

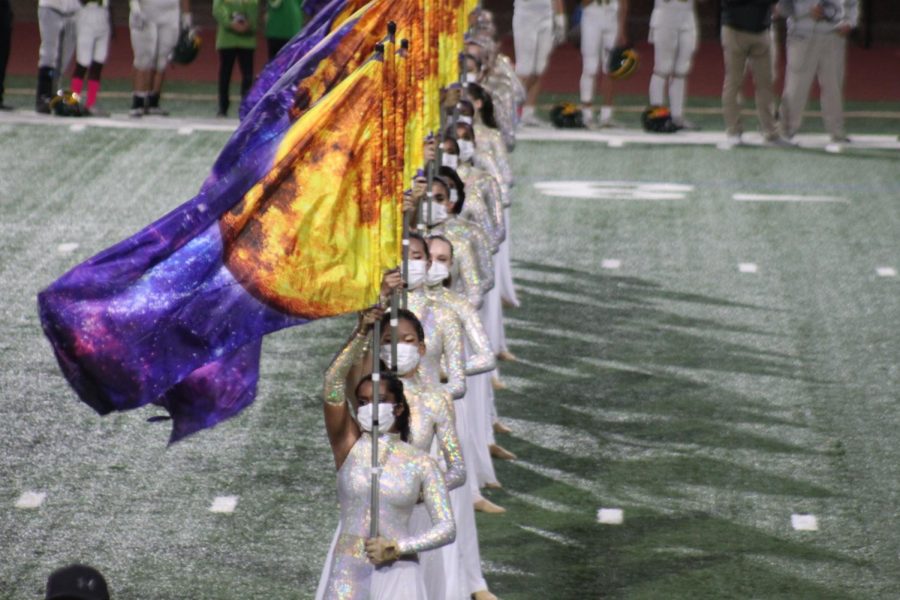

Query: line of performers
[313,10,527,600]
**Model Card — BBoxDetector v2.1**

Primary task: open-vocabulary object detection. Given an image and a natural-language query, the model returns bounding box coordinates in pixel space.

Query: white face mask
[406,259,427,290]
[426,261,450,287]
[457,115,473,125]
[356,402,396,433]
[449,188,458,205]
[441,153,459,169]
[380,342,421,375]
[465,72,478,83]
[425,201,449,225]
[458,140,475,162]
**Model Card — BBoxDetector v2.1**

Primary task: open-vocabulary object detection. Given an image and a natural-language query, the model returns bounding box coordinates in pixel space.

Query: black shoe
[36,99,51,114]
[0,103,13,111]
[216,110,228,118]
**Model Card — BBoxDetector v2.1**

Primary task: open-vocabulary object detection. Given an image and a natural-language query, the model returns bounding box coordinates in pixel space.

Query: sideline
[2,110,899,150]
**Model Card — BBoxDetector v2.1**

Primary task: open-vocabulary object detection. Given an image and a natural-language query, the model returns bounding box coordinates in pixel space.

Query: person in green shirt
[213,0,258,117]
[264,0,304,61]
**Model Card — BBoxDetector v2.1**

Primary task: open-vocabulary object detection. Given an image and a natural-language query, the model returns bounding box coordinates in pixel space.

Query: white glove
[552,13,567,46]
[180,12,193,30]
[129,0,145,30]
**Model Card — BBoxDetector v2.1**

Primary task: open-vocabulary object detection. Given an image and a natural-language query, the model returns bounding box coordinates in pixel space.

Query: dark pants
[0,0,12,101]
[217,47,254,115]
[267,37,289,62]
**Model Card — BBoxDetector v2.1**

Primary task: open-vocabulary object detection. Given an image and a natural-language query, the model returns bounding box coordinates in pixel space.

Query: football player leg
[579,2,603,127]
[648,21,676,110]
[129,2,157,116]
[146,3,180,115]
[36,4,77,112]
[669,25,698,129]
[513,0,560,126]
[597,2,626,128]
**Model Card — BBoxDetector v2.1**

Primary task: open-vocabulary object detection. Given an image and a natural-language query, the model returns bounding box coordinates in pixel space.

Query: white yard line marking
[15,491,47,509]
[733,193,848,203]
[608,138,625,148]
[516,127,900,150]
[209,495,239,513]
[505,490,577,513]
[534,180,694,201]
[876,267,897,277]
[601,258,621,270]
[791,514,818,531]
[738,263,758,273]
[57,243,79,253]
[824,143,842,154]
[177,126,194,135]
[69,123,86,132]
[597,508,624,525]
[518,525,583,547]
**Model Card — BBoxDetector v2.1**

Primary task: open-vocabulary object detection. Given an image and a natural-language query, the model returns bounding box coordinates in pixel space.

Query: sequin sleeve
[456,297,495,375]
[433,391,466,490]
[490,129,514,189]
[474,150,509,207]
[323,331,369,406]
[396,455,456,555]
[460,183,503,251]
[449,234,483,310]
[463,220,496,296]
[436,305,466,400]
[477,171,507,236]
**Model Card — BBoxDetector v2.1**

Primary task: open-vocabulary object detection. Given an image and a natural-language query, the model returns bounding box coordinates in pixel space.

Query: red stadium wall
[5,9,899,102]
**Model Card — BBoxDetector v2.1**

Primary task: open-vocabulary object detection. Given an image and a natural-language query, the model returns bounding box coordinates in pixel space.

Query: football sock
[87,80,100,108]
[669,76,686,120]
[649,73,666,107]
[600,105,613,123]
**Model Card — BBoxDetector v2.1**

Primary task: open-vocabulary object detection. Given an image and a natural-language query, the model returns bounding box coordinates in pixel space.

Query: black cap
[46,564,110,600]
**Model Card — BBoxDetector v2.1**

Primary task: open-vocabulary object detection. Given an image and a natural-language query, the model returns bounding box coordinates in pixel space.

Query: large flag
[38,55,396,443]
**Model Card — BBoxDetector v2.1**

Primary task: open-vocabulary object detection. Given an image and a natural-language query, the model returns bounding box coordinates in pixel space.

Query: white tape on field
[791,514,818,531]
[209,495,239,513]
[15,491,47,509]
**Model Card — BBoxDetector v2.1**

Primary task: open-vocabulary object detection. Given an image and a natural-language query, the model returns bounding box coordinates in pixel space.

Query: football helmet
[608,46,639,80]
[172,28,202,65]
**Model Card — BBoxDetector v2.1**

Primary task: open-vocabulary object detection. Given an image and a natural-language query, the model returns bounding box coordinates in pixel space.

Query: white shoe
[673,118,700,131]
[599,118,626,129]
[520,112,546,128]
[766,134,797,148]
[722,134,742,149]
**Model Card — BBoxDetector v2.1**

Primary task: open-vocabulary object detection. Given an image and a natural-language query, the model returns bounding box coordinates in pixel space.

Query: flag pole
[385,22,400,376]
[400,38,411,311]
[370,39,388,540]
[370,318,382,538]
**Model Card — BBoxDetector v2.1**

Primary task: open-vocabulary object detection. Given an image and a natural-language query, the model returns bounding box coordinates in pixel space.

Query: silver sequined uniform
[406,289,467,400]
[474,122,513,189]
[425,285,496,376]
[321,333,456,599]
[457,163,506,247]
[402,371,466,491]
[323,434,456,599]
[432,216,495,298]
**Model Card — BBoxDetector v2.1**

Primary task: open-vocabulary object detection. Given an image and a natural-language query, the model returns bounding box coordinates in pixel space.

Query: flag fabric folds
[38,0,472,442]
[38,56,396,443]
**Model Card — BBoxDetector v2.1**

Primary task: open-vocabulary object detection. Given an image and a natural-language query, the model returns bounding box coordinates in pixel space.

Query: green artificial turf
[0,120,898,599]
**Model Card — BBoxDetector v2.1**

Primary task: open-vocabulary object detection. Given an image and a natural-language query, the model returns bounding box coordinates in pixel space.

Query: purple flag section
[37,9,370,444]
[239,0,363,120]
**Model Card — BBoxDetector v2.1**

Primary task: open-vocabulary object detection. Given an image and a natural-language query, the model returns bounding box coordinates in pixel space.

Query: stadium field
[1,109,898,599]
